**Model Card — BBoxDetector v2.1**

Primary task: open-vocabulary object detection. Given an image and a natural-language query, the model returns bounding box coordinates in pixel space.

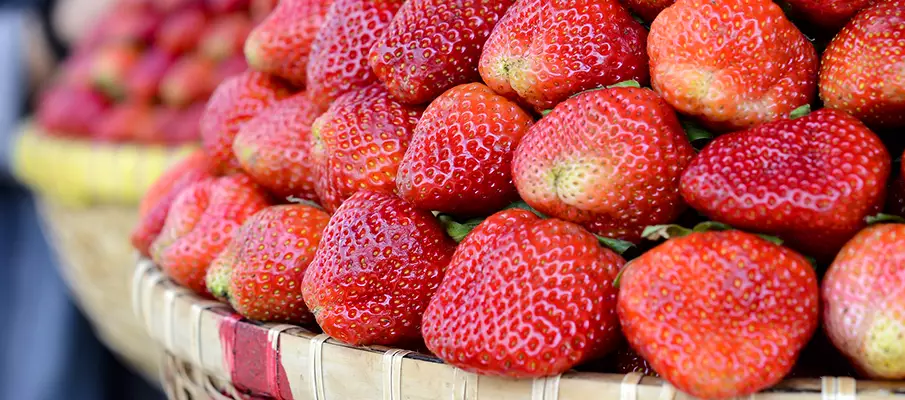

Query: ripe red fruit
[422,208,624,377]
[200,71,293,174]
[306,0,404,110]
[211,204,331,323]
[823,223,905,379]
[244,0,333,86]
[214,55,249,83]
[301,191,457,346]
[94,101,155,143]
[160,54,217,108]
[397,83,534,216]
[132,151,212,256]
[479,0,649,113]
[680,109,891,260]
[199,13,255,62]
[618,230,819,399]
[233,93,323,201]
[204,0,250,13]
[250,0,278,23]
[648,0,818,132]
[91,42,143,99]
[96,3,163,45]
[36,85,109,135]
[155,6,208,55]
[619,0,673,22]
[125,49,175,102]
[150,174,271,295]
[512,87,696,243]
[368,0,516,105]
[784,0,873,29]
[310,84,423,212]
[819,0,905,130]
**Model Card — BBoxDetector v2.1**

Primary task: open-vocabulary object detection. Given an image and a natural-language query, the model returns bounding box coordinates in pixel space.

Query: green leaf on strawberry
[865,213,905,225]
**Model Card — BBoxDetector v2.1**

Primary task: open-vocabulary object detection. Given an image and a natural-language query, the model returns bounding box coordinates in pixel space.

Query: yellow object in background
[12,121,197,207]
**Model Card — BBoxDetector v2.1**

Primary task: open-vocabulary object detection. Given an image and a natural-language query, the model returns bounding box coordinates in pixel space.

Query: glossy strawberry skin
[244,0,333,86]
[132,151,212,257]
[648,0,818,132]
[479,0,649,113]
[512,87,696,243]
[234,93,323,201]
[784,0,873,29]
[396,83,533,216]
[301,191,457,346]
[368,0,516,105]
[423,209,624,377]
[310,84,423,212]
[680,109,891,260]
[150,174,271,295]
[225,205,331,323]
[819,0,905,130]
[200,71,293,174]
[823,223,905,379]
[620,0,674,22]
[306,0,404,110]
[618,230,819,399]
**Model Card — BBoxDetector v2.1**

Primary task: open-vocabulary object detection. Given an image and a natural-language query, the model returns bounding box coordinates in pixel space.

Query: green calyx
[594,235,634,255]
[642,221,784,245]
[439,214,485,243]
[681,119,713,147]
[866,213,905,225]
[789,104,812,119]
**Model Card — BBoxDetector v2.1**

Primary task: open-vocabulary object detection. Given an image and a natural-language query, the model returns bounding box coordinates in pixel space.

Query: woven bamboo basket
[132,259,905,400]
[12,122,197,383]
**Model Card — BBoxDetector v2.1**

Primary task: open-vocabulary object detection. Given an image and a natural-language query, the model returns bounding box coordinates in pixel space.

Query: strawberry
[250,0,279,23]
[200,71,293,174]
[310,84,423,212]
[306,0,404,110]
[619,0,674,22]
[511,86,695,243]
[368,0,516,105]
[648,0,818,132]
[397,83,533,216]
[91,42,143,99]
[244,0,333,86]
[301,191,456,346]
[36,85,109,135]
[132,151,212,256]
[212,204,331,323]
[479,0,649,113]
[680,108,891,260]
[150,174,271,295]
[155,6,208,55]
[618,230,819,399]
[784,0,873,29]
[819,0,905,130]
[206,241,237,302]
[204,0,250,13]
[199,13,255,62]
[125,48,175,102]
[422,208,623,377]
[94,101,156,143]
[233,93,323,201]
[214,55,250,83]
[824,223,905,379]
[160,54,216,108]
[97,3,163,45]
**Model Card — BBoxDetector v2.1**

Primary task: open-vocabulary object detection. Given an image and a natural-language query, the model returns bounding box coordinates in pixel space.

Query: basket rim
[132,259,905,400]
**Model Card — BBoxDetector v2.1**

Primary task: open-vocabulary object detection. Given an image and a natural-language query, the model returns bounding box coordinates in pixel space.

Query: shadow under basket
[132,259,905,400]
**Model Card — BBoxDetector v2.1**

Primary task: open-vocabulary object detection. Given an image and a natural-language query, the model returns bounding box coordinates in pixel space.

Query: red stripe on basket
[219,313,294,400]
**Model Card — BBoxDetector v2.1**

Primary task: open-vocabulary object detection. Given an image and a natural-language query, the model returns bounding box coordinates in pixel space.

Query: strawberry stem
[789,104,811,119]
[866,213,905,225]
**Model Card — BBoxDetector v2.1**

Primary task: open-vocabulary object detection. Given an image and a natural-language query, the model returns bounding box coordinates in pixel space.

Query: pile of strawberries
[34,0,277,145]
[131,0,905,398]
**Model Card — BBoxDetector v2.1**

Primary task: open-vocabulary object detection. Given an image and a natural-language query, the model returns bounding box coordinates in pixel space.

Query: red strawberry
[619,0,674,22]
[204,0,250,13]
[511,87,696,243]
[823,223,905,379]
[132,151,212,256]
[160,54,217,108]
[618,230,819,399]
[233,93,323,201]
[57,54,95,88]
[244,0,333,86]
[784,0,873,29]
[397,83,533,216]
[36,85,109,135]
[301,191,457,346]
[138,103,206,145]
[200,71,293,174]
[819,0,905,130]
[91,42,143,99]
[648,0,818,132]
[98,4,163,45]
[155,6,208,55]
[479,0,649,113]
[305,0,403,110]
[214,55,249,83]
[205,240,237,302]
[250,0,279,23]
[368,0,516,105]
[150,174,271,295]
[199,13,255,62]
[422,208,624,377]
[680,108,891,260]
[125,48,175,102]
[310,84,423,212]
[94,101,156,143]
[211,204,331,323]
